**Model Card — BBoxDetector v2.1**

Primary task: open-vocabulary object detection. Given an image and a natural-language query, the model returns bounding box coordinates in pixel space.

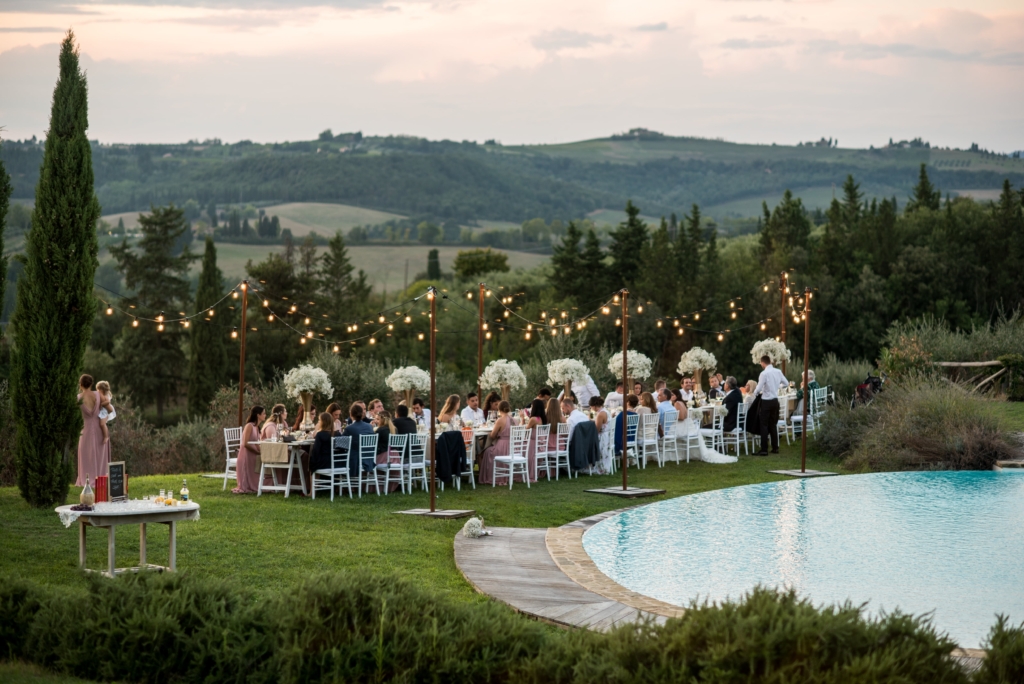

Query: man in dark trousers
[722,377,743,433]
[754,355,786,455]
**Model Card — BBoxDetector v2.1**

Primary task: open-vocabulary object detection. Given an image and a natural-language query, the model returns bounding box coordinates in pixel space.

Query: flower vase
[403,389,414,408]
[300,391,314,429]
[501,384,510,402]
[693,370,704,395]
[563,380,572,402]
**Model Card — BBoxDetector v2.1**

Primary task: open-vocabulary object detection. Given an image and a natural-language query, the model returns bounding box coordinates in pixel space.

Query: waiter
[754,355,786,455]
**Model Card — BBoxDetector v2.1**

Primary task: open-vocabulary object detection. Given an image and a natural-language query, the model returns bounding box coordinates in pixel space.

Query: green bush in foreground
[5,570,1019,683]
[819,374,1022,471]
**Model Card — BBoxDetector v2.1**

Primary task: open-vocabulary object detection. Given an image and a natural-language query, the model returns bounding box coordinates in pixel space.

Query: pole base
[395,508,477,519]
[767,469,838,478]
[584,487,665,498]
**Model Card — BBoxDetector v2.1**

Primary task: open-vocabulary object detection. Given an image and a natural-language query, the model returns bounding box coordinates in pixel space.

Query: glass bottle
[156,489,165,504]
[180,479,190,503]
[80,477,95,506]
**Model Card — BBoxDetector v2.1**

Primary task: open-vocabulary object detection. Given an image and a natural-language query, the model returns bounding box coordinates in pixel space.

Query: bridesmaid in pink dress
[478,403,512,485]
[76,374,110,486]
[233,406,265,494]
[545,397,564,453]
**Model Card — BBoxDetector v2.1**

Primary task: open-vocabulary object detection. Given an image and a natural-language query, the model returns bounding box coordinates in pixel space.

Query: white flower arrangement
[607,351,653,380]
[283,365,333,399]
[677,347,717,376]
[546,358,590,386]
[385,366,431,393]
[479,359,527,391]
[751,338,792,365]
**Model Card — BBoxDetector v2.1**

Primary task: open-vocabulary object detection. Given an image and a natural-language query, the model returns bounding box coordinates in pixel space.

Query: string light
[157,323,164,332]
[404,316,412,324]
[551,328,558,336]
[132,318,139,328]
[525,332,531,340]
[657,320,662,327]
[263,299,269,307]
[208,309,215,316]
[300,337,306,345]
[615,318,621,326]
[268,315,274,322]
[232,291,238,299]
[694,313,700,320]
[729,302,735,308]
[731,312,737,319]
[418,333,425,341]
[718,333,724,341]
[369,337,377,345]
[378,314,386,323]
[105,307,113,315]
[602,307,610,315]
[485,331,492,340]
[466,292,473,300]
[760,323,767,330]
[637,305,643,313]
[231,328,238,339]
[333,344,340,353]
[563,326,570,335]
[304,317,311,325]
[678,328,684,336]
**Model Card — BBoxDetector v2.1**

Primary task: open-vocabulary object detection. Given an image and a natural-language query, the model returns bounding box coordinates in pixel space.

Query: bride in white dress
[673,392,737,464]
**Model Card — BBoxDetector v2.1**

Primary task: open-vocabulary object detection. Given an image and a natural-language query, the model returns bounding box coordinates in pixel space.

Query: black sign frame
[107,461,127,503]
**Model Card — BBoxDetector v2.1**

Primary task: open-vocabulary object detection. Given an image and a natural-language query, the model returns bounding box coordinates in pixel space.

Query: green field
[99,242,549,292]
[266,201,405,236]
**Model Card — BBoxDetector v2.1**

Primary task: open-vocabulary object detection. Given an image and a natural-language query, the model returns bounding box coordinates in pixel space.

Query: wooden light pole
[800,287,811,474]
[429,287,438,512]
[236,280,248,427]
[621,290,629,491]
[477,282,485,397]
[779,271,788,376]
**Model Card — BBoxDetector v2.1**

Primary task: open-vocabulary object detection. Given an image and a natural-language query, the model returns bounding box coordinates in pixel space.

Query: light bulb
[614,318,621,326]
[637,305,643,313]
[183,321,190,328]
[729,301,735,308]
[231,329,238,339]
[694,313,700,321]
[378,314,385,323]
[551,329,557,336]
[369,337,376,345]
[304,317,311,325]
[525,332,531,340]
[504,311,510,318]
[388,324,394,331]
[300,337,306,345]
[466,293,472,299]
[527,324,533,331]
[657,320,663,327]
[208,309,215,316]
[306,331,314,338]
[485,290,492,297]
[760,323,766,330]
[232,292,238,299]
[105,307,113,315]
[418,333,425,341]
[268,315,274,322]
[263,299,269,307]
[673,320,679,327]
[678,328,684,336]
[602,307,610,315]
[157,323,164,332]
[564,327,570,335]
[132,318,139,328]
[240,282,247,291]
[333,345,340,353]
[482,323,488,331]
[485,332,492,340]
[718,333,724,341]
[731,312,737,319]
[404,316,411,324]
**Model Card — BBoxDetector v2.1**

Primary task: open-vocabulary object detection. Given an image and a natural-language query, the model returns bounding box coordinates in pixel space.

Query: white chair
[777,399,793,445]
[533,424,552,480]
[639,413,660,468]
[493,426,531,489]
[221,427,241,490]
[407,434,428,492]
[723,403,748,456]
[620,413,640,467]
[312,436,352,501]
[700,409,724,452]
[552,423,571,480]
[456,428,476,491]
[680,415,702,463]
[383,433,410,494]
[356,433,381,497]
[660,410,679,464]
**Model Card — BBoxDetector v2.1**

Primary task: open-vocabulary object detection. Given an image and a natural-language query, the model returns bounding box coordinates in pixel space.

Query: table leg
[297,453,307,495]
[79,521,87,570]
[284,451,294,498]
[107,526,116,577]
[168,521,177,571]
[139,523,147,567]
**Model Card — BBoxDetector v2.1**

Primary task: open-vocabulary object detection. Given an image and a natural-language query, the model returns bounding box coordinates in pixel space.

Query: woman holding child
[77,374,112,487]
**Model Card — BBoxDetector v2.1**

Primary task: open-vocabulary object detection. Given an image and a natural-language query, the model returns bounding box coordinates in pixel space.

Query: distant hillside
[3,131,1022,223]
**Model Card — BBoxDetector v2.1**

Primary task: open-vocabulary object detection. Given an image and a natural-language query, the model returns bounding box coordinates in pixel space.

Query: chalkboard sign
[107,461,127,503]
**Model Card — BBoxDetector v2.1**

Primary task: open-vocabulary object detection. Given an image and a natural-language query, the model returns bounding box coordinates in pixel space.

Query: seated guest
[411,397,431,427]
[722,377,743,433]
[613,394,640,455]
[545,397,564,451]
[793,370,820,423]
[708,375,724,399]
[437,394,461,429]
[679,378,694,403]
[527,398,547,429]
[633,381,643,397]
[308,412,337,472]
[261,403,288,440]
[460,392,485,425]
[292,402,317,430]
[654,379,667,395]
[482,391,501,419]
[373,410,395,455]
[536,387,552,403]
[393,404,418,435]
[637,391,657,416]
[346,401,372,425]
[342,403,376,474]
[562,398,588,448]
[326,402,344,433]
[656,389,675,429]
[367,398,384,421]
[604,382,624,411]
[671,389,689,421]
[479,401,513,485]
[743,380,758,404]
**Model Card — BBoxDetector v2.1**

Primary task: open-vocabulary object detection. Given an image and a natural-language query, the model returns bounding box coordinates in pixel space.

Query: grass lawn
[1,439,843,602]
[0,663,93,684]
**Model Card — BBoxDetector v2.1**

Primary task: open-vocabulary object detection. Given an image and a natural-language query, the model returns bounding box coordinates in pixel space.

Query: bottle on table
[80,477,95,506]
[180,479,190,503]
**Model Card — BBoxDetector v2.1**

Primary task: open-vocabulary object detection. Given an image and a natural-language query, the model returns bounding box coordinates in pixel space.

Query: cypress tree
[607,200,649,291]
[187,236,229,415]
[0,142,10,318]
[427,248,441,280]
[907,163,941,212]
[11,31,101,506]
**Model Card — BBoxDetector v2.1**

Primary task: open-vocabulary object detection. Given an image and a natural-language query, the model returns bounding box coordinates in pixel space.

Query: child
[96,380,117,444]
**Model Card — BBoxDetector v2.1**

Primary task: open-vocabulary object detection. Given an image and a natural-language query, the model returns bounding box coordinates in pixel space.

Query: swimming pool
[583,471,1024,647]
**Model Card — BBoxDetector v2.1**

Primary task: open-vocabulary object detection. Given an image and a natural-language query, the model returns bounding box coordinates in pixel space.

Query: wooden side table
[55,503,200,577]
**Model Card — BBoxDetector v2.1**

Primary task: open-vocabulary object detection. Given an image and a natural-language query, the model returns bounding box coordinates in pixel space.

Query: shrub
[975,615,1024,684]
[0,381,16,487]
[815,353,875,399]
[519,587,967,684]
[879,334,934,379]
[818,375,1022,471]
[998,354,1024,402]
[1,573,978,684]
[108,404,218,476]
[885,312,1024,363]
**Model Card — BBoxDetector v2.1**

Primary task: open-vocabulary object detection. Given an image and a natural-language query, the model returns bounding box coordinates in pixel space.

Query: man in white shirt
[753,355,786,455]
[679,377,694,403]
[412,397,431,427]
[604,382,624,411]
[460,392,485,425]
[561,398,589,449]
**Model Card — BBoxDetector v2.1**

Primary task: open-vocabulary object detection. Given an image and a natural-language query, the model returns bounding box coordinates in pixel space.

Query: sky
[0,1,1022,150]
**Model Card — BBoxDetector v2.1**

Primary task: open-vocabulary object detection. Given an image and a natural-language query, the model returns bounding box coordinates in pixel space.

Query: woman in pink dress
[478,402,512,485]
[76,374,110,486]
[261,404,288,440]
[545,397,564,453]
[233,406,265,494]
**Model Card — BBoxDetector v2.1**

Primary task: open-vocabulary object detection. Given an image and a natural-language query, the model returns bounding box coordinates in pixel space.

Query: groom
[754,355,786,455]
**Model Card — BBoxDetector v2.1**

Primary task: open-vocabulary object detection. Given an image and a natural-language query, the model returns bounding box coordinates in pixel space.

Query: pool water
[583,471,1024,647]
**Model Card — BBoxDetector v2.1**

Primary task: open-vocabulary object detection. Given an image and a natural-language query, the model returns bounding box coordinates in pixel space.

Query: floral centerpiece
[480,359,527,402]
[751,338,792,366]
[607,350,653,390]
[546,358,590,402]
[283,365,334,428]
[385,365,431,407]
[677,347,717,393]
